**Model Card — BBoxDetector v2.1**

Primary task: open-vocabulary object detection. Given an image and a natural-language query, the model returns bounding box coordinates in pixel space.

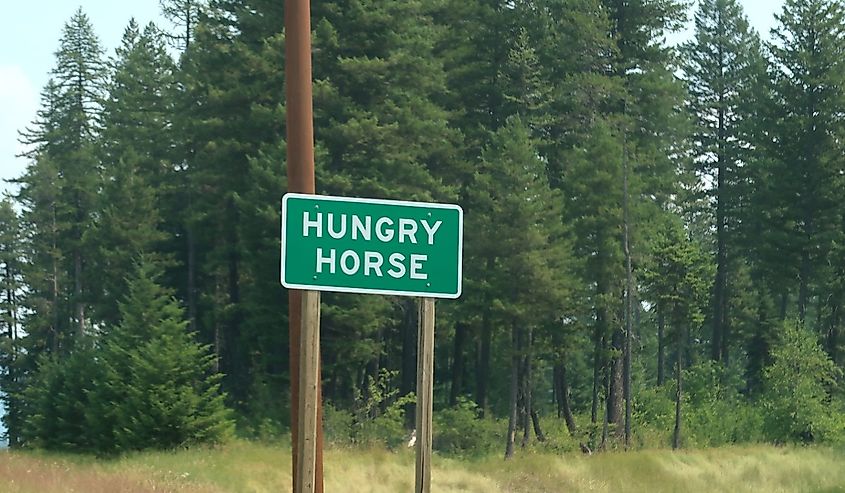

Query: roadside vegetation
[3,442,845,493]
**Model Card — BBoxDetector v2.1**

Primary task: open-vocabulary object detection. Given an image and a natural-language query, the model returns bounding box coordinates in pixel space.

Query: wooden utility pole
[285,0,323,491]
[415,299,435,493]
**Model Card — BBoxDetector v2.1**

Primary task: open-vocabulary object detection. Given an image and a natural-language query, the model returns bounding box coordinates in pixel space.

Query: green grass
[2,442,845,492]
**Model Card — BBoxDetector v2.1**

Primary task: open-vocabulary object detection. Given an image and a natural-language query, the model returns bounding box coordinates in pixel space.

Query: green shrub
[323,403,355,446]
[631,362,766,448]
[633,385,674,448]
[356,393,415,448]
[433,398,501,457]
[761,321,844,444]
[323,369,416,449]
[683,361,764,447]
[234,377,288,441]
[20,260,234,454]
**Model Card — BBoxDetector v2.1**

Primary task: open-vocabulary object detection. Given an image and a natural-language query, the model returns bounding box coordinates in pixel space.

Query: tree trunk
[504,324,519,459]
[798,250,810,323]
[557,363,577,436]
[476,306,492,416]
[828,302,840,365]
[607,326,624,437]
[779,291,788,321]
[712,102,727,363]
[187,225,197,331]
[591,329,602,426]
[213,279,223,373]
[622,127,634,447]
[722,301,731,366]
[521,327,531,448]
[554,364,562,418]
[600,367,610,449]
[592,271,610,427]
[185,0,193,50]
[476,255,495,415]
[673,325,683,450]
[531,410,546,442]
[657,306,666,386]
[401,299,417,429]
[450,322,467,406]
[50,205,59,354]
[591,328,605,450]
[5,264,17,446]
[74,250,84,339]
[828,302,840,364]
[225,205,243,398]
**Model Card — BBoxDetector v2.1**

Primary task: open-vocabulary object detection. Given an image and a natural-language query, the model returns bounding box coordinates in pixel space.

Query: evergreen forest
[3,0,845,457]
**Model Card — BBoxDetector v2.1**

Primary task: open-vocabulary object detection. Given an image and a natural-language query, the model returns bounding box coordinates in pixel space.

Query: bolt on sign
[281,193,463,299]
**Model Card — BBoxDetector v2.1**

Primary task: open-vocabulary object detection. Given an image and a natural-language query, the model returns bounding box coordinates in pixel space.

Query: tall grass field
[1,441,845,492]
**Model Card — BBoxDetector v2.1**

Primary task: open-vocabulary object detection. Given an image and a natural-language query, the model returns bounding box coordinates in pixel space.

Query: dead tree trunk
[504,323,519,459]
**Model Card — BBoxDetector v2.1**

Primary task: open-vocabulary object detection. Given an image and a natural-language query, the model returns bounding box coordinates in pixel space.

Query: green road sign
[281,193,463,299]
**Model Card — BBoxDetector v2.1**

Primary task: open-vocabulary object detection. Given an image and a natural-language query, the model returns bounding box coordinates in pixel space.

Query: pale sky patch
[0,65,38,198]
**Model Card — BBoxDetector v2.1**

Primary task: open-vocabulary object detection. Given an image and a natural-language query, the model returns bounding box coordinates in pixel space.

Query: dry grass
[0,450,216,493]
[2,443,845,492]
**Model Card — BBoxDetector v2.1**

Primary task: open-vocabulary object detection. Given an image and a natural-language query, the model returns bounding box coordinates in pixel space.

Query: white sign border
[281,193,464,299]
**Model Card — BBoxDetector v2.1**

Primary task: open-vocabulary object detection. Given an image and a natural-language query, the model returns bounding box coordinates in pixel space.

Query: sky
[0,1,166,198]
[0,0,785,199]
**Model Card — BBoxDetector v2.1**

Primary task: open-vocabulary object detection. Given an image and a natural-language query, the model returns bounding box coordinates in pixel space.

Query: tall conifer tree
[764,0,845,323]
[681,0,764,363]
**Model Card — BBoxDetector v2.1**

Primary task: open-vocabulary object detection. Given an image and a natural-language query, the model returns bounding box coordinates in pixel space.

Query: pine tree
[13,146,66,357]
[606,0,688,443]
[18,8,106,342]
[437,0,514,156]
[175,0,287,403]
[85,259,233,452]
[19,348,97,451]
[309,0,462,411]
[311,0,460,201]
[159,0,203,51]
[641,217,712,449]
[462,118,573,458]
[92,20,174,328]
[560,121,624,442]
[764,0,845,323]
[681,0,765,364]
